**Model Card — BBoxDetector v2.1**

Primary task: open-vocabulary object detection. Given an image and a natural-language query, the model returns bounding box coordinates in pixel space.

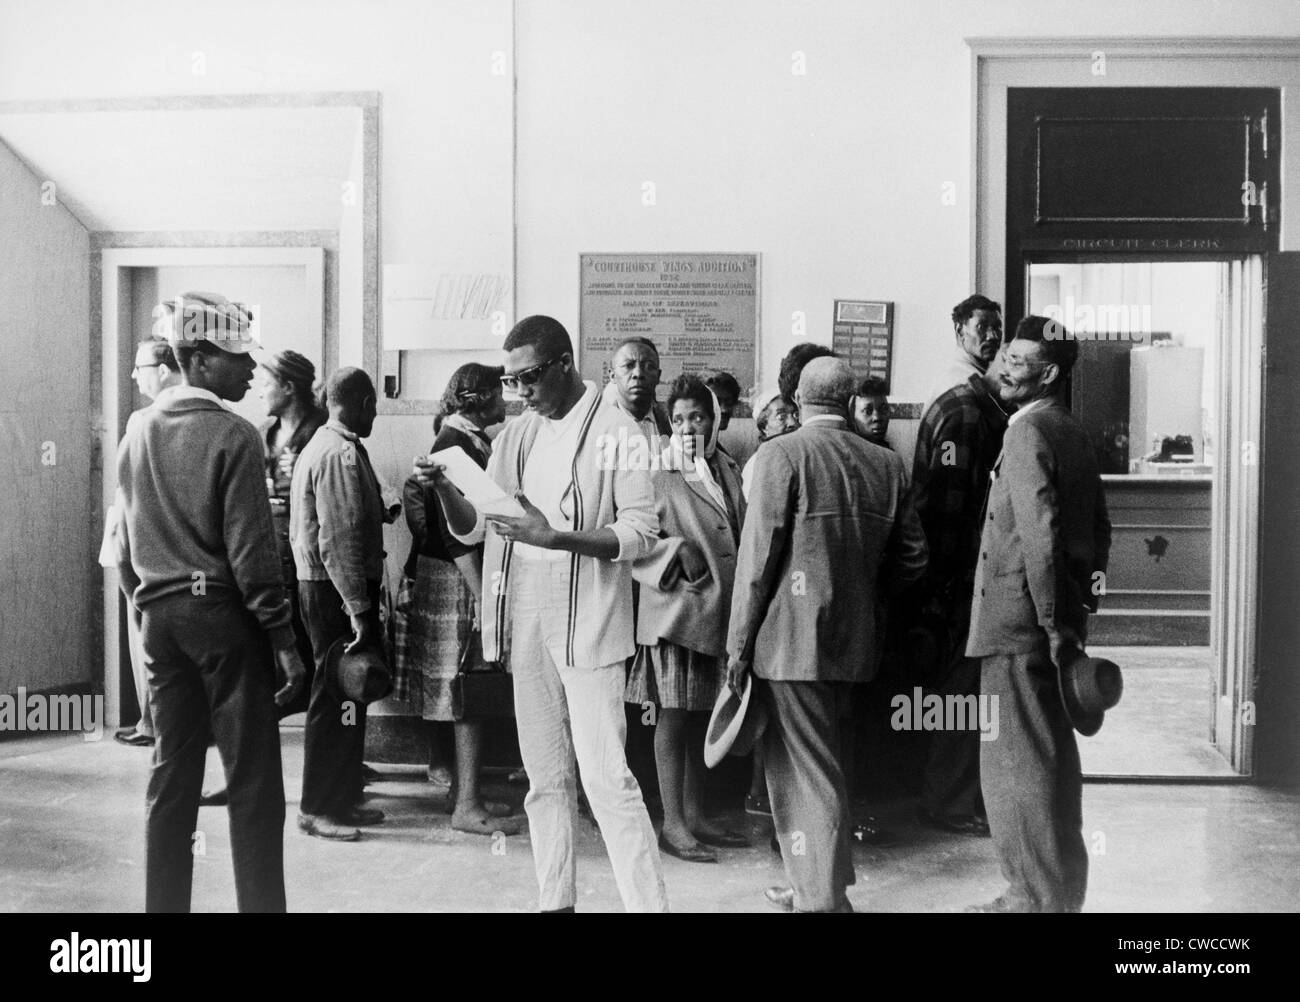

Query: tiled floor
[1,727,1296,912]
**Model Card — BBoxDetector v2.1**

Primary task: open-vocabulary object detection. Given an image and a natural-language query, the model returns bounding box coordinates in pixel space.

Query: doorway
[1024,257,1262,777]
[100,246,327,727]
[1001,84,1275,778]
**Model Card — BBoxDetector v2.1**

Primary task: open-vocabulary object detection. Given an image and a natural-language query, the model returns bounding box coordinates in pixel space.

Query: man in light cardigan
[417,315,668,913]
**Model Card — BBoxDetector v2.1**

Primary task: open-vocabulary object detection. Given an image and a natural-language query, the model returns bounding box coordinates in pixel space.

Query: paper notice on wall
[384,264,511,350]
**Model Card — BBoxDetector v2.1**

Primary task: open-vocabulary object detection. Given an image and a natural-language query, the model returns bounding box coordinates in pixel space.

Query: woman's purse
[450,628,514,720]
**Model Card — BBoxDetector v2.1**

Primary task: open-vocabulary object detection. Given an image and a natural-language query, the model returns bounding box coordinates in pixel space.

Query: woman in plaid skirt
[393,364,522,836]
[627,374,752,862]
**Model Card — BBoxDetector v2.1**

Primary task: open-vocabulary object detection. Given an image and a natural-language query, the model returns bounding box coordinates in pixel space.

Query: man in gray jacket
[965,316,1112,913]
[291,367,387,842]
[728,357,928,913]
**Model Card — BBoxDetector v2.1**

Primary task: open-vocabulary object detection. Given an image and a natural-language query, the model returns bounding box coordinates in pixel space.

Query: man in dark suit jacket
[966,316,1112,913]
[728,358,928,913]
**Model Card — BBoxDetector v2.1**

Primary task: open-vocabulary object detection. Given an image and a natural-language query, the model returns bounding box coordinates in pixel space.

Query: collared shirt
[1008,396,1051,427]
[925,346,986,410]
[601,380,666,452]
[154,383,224,408]
[802,413,847,427]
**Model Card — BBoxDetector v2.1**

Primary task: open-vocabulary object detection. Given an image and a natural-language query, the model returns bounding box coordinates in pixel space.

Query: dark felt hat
[323,636,391,705]
[1057,646,1123,737]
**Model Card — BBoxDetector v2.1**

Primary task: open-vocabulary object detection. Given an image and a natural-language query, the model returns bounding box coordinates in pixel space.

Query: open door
[1210,257,1263,773]
[1255,251,1300,785]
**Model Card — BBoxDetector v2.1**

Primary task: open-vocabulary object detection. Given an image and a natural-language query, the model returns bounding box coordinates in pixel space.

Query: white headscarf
[664,387,728,512]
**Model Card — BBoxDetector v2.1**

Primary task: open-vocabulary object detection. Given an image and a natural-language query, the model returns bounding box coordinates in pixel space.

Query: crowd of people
[108,290,1111,914]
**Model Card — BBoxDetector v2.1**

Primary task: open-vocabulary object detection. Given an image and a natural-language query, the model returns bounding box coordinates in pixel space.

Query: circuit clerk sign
[579,253,759,406]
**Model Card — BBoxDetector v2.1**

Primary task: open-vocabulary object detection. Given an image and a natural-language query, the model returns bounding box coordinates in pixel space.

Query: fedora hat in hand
[1057,646,1123,737]
[324,636,391,705]
[704,673,769,768]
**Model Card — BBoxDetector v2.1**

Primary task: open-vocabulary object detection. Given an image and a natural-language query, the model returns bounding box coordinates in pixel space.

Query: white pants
[510,559,668,913]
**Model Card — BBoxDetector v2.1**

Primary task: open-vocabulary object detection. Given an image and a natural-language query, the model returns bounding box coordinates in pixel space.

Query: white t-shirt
[513,384,597,565]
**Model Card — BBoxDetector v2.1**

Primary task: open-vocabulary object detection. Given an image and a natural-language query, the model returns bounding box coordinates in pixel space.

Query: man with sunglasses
[416,315,667,912]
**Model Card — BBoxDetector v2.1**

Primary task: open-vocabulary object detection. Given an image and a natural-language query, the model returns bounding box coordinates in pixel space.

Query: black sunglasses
[501,356,563,391]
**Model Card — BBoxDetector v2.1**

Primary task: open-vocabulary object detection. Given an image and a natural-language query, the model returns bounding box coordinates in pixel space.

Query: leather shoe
[113,728,154,747]
[919,809,990,837]
[658,833,717,863]
[297,813,361,842]
[338,805,385,826]
[693,828,752,849]
[764,885,795,912]
[199,788,229,807]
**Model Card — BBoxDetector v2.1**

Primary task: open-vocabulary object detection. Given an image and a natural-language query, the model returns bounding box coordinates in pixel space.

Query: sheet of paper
[430,445,524,518]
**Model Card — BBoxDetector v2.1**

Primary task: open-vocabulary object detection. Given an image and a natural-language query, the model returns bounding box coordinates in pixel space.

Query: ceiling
[0,105,361,231]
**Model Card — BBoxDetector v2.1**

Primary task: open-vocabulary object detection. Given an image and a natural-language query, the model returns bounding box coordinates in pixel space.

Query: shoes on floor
[297,813,361,842]
[113,728,154,747]
[764,885,795,912]
[918,808,991,837]
[198,788,229,807]
[694,828,752,849]
[426,764,453,789]
[744,794,772,816]
[658,833,718,863]
[852,818,900,847]
[338,805,385,826]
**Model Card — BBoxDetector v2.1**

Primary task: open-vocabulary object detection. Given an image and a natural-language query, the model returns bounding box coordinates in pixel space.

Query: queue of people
[110,290,1111,914]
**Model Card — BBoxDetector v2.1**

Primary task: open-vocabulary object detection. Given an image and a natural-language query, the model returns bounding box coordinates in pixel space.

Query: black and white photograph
[0,0,1296,975]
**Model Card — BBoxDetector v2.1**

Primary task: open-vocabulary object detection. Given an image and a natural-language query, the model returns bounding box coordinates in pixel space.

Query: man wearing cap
[965,316,1111,913]
[114,292,306,912]
[291,367,387,842]
[105,338,184,750]
[727,357,927,913]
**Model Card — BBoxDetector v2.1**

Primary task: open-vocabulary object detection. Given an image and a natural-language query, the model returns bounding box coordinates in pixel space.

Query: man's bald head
[797,356,856,411]
[324,366,377,438]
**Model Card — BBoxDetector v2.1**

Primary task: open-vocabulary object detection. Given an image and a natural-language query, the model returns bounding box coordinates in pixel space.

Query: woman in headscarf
[393,363,523,835]
[627,374,751,862]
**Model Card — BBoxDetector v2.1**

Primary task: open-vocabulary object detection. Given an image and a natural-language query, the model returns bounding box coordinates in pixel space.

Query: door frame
[968,38,1300,780]
[99,245,325,727]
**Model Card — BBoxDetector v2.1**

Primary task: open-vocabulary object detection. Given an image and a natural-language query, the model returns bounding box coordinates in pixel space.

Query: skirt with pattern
[391,554,491,721]
[625,641,721,712]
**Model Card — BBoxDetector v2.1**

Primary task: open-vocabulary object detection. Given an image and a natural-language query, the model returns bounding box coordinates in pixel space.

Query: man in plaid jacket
[910,349,1010,836]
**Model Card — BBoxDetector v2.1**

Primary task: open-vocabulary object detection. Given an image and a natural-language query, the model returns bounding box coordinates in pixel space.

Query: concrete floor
[1083,646,1236,777]
[2,727,1298,912]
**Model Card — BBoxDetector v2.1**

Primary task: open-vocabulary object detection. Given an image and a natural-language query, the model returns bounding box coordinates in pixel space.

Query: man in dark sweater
[115,292,307,913]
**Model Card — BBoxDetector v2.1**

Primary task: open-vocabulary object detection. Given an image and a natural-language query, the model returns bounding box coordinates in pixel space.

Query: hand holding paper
[424,446,525,518]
